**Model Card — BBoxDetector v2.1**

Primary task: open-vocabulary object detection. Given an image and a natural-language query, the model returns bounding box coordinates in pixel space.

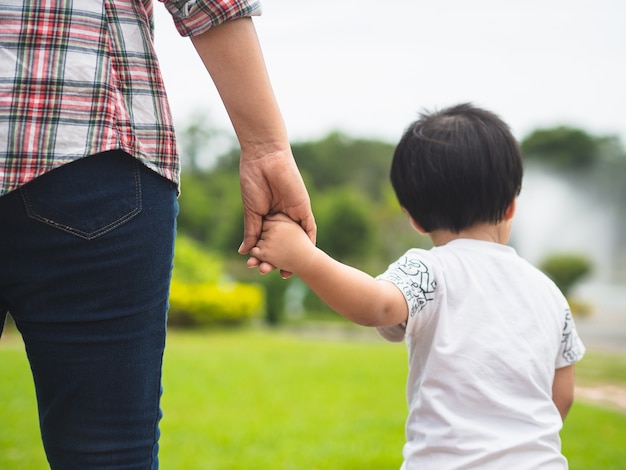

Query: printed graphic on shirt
[561,309,581,363]
[385,256,436,318]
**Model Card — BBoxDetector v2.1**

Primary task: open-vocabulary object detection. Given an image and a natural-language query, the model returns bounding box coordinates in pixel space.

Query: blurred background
[2,2,626,468]
[152,0,626,349]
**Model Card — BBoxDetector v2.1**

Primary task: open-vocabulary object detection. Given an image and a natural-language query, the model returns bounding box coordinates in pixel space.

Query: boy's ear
[504,198,517,220]
[409,216,427,234]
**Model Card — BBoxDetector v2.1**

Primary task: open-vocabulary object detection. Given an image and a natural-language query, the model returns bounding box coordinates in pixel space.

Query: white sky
[154,0,626,145]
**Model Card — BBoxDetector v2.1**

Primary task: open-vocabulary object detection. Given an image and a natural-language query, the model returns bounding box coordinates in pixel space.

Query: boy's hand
[249,213,316,276]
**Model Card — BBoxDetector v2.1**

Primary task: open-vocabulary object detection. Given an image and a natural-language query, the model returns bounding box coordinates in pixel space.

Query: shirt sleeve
[375,249,438,342]
[159,0,262,37]
[556,308,586,368]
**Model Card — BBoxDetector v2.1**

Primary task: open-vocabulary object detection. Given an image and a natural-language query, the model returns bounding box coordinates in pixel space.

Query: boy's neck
[429,220,512,247]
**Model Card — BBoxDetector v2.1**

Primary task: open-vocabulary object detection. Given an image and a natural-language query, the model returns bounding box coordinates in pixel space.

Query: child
[250,103,585,469]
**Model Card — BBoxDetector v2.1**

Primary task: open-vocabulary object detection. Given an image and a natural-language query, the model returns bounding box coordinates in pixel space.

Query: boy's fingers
[249,250,290,277]
[258,261,276,274]
[247,255,261,268]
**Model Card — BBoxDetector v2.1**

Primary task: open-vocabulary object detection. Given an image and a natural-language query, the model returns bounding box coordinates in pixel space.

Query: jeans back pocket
[20,151,142,240]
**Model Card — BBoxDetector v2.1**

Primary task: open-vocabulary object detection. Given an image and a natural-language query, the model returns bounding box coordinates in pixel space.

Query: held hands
[237,148,316,276]
[249,213,317,277]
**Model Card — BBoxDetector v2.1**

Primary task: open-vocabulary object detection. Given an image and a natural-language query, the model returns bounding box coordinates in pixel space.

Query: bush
[168,235,264,327]
[168,279,263,327]
[314,188,376,261]
[258,271,288,326]
[171,235,223,284]
[539,253,592,297]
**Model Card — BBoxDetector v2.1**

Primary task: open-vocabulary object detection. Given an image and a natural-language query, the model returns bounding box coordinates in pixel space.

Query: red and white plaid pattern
[0,0,261,196]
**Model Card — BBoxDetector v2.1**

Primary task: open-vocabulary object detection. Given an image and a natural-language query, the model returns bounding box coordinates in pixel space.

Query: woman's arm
[190,18,315,258]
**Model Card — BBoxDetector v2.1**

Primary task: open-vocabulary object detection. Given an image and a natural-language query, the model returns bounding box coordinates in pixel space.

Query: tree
[177,169,243,251]
[314,188,376,262]
[291,132,395,200]
[178,110,236,172]
[521,126,598,168]
[539,253,592,298]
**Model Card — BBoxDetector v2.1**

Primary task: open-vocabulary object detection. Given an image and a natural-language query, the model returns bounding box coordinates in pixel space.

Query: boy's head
[390,103,523,234]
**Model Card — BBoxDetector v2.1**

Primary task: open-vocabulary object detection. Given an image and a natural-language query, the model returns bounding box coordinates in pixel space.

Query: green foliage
[521,126,598,168]
[314,187,376,261]
[595,135,626,164]
[172,235,223,284]
[258,270,288,326]
[177,110,237,171]
[176,170,243,251]
[174,118,622,325]
[168,235,263,327]
[168,280,263,327]
[539,253,592,297]
[291,132,395,200]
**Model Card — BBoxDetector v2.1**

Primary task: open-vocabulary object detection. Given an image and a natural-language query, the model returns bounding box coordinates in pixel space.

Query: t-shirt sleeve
[375,250,438,342]
[376,322,407,342]
[556,308,586,368]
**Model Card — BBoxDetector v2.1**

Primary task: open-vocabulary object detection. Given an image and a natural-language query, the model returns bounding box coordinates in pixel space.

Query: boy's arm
[251,214,408,327]
[552,364,575,420]
[299,248,409,327]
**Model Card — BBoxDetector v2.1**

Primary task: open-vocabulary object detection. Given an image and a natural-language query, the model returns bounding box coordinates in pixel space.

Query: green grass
[0,338,44,468]
[159,329,406,469]
[1,327,626,469]
[562,402,626,470]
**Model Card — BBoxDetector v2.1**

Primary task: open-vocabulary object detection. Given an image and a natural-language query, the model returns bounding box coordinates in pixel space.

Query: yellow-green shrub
[172,235,223,284]
[168,279,263,327]
[168,234,264,327]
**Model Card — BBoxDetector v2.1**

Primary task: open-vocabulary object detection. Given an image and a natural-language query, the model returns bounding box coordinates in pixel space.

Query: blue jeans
[0,151,178,469]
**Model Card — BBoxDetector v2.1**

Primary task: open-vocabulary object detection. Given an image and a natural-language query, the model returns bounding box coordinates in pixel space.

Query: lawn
[1,326,625,469]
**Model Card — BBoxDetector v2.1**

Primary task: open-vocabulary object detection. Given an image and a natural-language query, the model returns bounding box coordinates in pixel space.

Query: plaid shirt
[0,0,261,197]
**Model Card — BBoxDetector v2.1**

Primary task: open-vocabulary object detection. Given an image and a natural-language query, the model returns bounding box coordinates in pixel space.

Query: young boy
[250,103,585,469]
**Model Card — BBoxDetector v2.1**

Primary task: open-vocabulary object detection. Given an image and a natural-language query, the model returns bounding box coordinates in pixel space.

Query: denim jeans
[0,150,178,469]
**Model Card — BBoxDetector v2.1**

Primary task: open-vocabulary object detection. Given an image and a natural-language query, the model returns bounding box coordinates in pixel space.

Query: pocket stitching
[20,160,143,240]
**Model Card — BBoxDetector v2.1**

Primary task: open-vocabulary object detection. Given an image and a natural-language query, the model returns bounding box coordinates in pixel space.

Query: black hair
[390,103,523,233]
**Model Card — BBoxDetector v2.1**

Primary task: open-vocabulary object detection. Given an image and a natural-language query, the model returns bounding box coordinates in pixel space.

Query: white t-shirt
[376,239,585,470]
